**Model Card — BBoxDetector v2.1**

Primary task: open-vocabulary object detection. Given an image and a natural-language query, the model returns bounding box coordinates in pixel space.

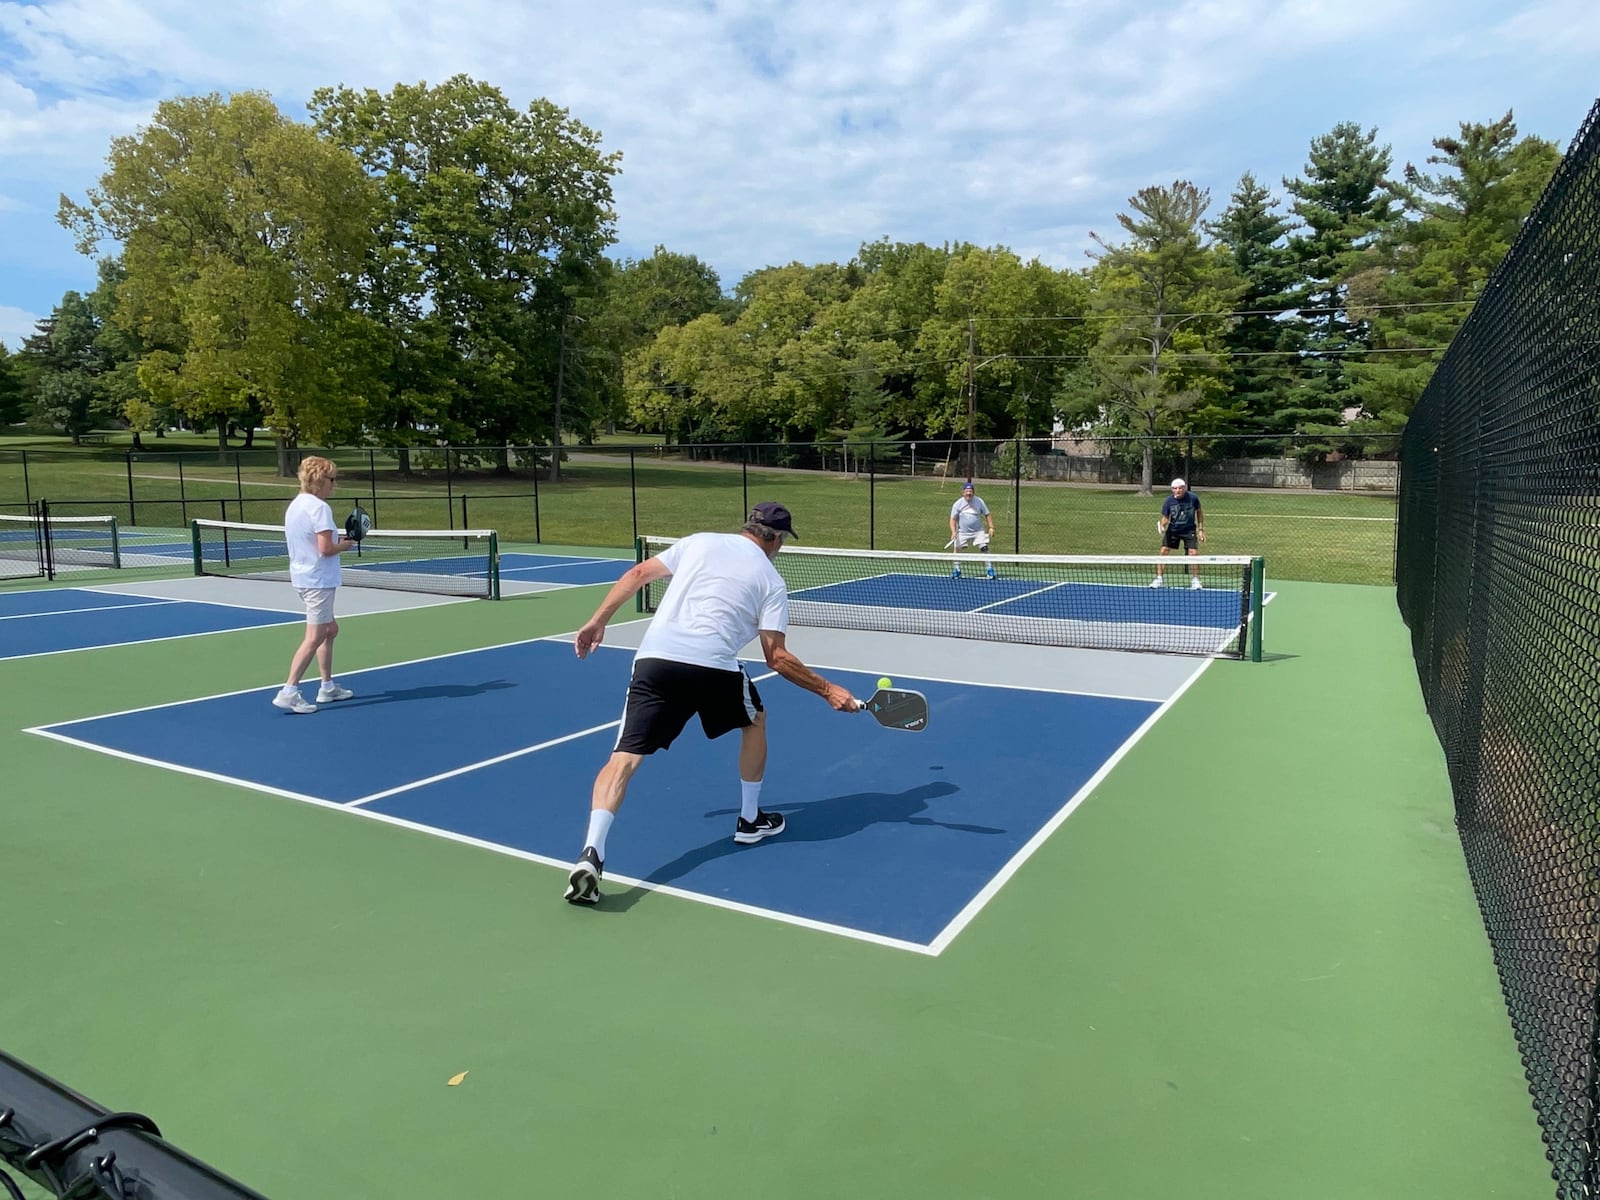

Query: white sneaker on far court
[272,688,317,715]
[1190,577,1204,590]
[1149,577,1163,588]
[317,684,354,703]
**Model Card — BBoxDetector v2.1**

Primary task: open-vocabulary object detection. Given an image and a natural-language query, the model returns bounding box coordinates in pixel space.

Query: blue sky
[2,0,1597,349]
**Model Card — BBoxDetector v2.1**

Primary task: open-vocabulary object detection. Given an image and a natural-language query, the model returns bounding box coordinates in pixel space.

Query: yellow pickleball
[877,677,893,690]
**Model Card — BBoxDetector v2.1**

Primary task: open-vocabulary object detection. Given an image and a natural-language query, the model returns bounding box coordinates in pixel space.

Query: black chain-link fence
[1397,98,1600,1200]
[0,434,1398,584]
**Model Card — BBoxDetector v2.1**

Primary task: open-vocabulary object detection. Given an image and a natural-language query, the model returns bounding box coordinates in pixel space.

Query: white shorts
[954,531,990,550]
[297,587,337,625]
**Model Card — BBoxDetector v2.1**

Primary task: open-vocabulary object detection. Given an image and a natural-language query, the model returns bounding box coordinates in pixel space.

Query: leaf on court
[447,1071,469,1086]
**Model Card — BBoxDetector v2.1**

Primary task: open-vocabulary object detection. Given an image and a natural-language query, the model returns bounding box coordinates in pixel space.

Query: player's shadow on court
[340,679,517,706]
[609,781,999,909]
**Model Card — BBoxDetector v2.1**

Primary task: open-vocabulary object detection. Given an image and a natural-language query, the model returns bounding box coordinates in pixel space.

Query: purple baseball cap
[749,501,798,539]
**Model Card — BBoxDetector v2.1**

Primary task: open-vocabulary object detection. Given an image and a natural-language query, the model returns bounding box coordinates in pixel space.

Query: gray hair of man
[741,519,788,545]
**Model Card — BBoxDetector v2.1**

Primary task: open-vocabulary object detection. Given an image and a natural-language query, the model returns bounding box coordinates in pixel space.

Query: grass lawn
[1,437,1397,584]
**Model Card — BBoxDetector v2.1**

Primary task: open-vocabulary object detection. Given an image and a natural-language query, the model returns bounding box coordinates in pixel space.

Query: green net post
[1249,556,1265,662]
[488,532,501,600]
[109,516,121,570]
[189,520,202,576]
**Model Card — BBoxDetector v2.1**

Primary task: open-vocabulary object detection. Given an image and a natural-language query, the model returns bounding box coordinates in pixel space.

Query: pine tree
[1208,173,1297,450]
[1281,122,1399,456]
[1081,181,1244,492]
[1345,112,1561,430]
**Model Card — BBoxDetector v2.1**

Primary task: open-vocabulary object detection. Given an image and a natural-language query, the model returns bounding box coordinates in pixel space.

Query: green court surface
[1,575,1549,1199]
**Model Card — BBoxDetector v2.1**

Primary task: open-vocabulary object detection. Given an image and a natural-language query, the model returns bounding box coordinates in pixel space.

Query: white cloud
[0,306,41,350]
[0,0,1597,315]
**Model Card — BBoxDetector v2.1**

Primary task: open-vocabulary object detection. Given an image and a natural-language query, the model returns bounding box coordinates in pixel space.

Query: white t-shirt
[951,495,990,534]
[285,492,339,589]
[636,532,789,671]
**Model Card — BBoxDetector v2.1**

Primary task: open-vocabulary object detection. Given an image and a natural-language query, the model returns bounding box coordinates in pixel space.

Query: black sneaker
[563,846,603,905]
[734,810,786,844]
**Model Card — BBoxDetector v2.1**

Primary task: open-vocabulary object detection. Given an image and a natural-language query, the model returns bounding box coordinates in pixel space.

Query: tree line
[0,75,1562,488]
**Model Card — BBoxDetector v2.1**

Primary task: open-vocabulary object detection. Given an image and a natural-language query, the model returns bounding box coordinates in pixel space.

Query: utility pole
[550,313,584,484]
[965,317,977,479]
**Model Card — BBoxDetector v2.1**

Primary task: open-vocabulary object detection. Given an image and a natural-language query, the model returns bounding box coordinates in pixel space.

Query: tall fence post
[125,451,135,525]
[531,447,541,543]
[177,458,187,526]
[868,441,876,549]
[629,447,638,546]
[21,449,30,505]
[741,444,749,521]
[445,448,455,528]
[234,452,243,516]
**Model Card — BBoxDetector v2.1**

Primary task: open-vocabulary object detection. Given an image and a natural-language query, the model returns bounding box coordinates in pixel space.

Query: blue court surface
[29,637,1164,951]
[796,571,1243,627]
[0,588,302,660]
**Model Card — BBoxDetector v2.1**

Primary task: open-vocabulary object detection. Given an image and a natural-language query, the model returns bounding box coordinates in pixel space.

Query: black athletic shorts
[1163,529,1199,551]
[614,657,764,755]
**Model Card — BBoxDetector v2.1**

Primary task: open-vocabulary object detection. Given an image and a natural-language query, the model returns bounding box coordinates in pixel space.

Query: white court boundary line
[923,651,1218,955]
[0,582,473,661]
[498,555,629,575]
[0,598,183,622]
[1,606,304,662]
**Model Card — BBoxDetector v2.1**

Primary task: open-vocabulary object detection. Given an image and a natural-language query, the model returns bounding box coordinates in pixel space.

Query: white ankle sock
[585,809,614,860]
[740,780,763,822]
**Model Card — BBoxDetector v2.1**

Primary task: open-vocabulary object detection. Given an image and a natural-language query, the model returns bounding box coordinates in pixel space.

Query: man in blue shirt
[1152,478,1206,589]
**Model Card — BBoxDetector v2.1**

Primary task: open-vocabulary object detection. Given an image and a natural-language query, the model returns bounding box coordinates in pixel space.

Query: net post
[189,520,202,576]
[1249,556,1265,662]
[39,497,55,581]
[488,531,500,600]
[634,535,646,613]
[109,517,121,570]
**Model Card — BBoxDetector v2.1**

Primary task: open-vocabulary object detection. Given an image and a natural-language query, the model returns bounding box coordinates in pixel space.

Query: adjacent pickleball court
[0,544,635,660]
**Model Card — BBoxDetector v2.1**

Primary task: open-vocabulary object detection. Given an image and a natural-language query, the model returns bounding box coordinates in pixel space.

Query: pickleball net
[192,518,500,599]
[0,509,121,578]
[637,539,1264,658]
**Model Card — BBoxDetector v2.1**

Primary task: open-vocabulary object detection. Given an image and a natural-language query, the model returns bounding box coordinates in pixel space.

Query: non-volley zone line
[26,633,1166,953]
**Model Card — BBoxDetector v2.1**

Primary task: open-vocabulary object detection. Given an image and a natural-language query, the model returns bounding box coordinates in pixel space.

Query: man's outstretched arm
[574,558,672,657]
[759,629,859,711]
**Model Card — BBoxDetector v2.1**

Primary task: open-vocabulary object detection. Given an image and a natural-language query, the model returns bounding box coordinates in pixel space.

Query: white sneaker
[1149,577,1163,588]
[317,684,354,703]
[272,688,317,714]
[1190,577,1204,590]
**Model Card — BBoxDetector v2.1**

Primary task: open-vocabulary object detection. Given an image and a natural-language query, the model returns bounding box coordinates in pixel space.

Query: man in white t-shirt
[562,502,862,906]
[272,455,357,715]
[948,480,997,579]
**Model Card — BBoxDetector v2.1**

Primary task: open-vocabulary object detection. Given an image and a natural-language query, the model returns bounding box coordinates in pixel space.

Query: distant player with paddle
[948,480,997,579]
[1152,477,1207,589]
[271,455,358,715]
[563,502,862,906]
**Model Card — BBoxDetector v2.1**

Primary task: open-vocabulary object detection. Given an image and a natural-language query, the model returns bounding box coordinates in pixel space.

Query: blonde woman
[273,455,357,714]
